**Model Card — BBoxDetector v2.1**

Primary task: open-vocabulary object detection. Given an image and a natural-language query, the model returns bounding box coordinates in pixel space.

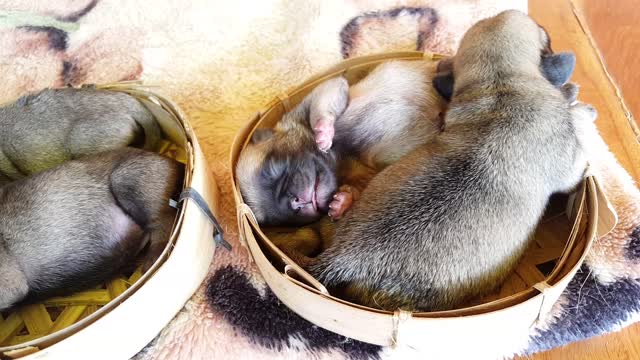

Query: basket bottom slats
[0,267,142,347]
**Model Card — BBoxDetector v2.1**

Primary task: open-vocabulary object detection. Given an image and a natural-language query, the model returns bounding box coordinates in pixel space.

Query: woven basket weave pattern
[0,269,142,347]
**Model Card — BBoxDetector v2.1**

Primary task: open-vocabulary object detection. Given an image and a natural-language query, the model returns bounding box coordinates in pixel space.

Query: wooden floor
[517,1,640,359]
[579,0,640,128]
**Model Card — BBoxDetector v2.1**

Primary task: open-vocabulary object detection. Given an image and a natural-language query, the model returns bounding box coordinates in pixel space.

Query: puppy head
[457,10,551,72]
[433,10,576,100]
[236,124,338,226]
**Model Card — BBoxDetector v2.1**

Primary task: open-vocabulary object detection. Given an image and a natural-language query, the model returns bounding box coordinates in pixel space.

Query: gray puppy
[302,10,591,311]
[0,148,183,310]
[0,88,160,185]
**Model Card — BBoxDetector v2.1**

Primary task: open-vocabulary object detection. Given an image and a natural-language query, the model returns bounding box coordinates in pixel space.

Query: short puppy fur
[0,88,160,185]
[237,59,445,226]
[305,10,591,311]
[0,148,182,310]
[237,40,578,228]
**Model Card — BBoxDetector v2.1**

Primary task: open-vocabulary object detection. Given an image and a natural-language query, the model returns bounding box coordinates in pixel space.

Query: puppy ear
[251,128,274,143]
[433,72,454,101]
[433,58,454,101]
[541,52,576,86]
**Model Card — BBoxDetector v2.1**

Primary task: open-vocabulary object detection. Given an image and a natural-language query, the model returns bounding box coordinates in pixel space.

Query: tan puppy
[236,59,445,226]
[302,10,591,311]
[237,43,578,229]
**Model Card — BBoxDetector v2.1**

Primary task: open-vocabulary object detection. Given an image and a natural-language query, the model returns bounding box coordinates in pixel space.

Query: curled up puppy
[295,10,591,311]
[0,88,160,185]
[236,30,579,230]
[236,59,446,226]
[0,148,183,310]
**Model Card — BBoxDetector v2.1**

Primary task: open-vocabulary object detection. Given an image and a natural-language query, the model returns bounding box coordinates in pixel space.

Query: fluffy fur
[306,10,590,311]
[236,59,445,226]
[0,88,160,185]
[0,148,182,310]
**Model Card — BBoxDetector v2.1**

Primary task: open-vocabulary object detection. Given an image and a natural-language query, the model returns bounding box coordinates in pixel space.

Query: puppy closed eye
[261,157,287,180]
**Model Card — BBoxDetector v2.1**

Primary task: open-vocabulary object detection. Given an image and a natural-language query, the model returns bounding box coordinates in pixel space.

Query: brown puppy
[0,148,183,310]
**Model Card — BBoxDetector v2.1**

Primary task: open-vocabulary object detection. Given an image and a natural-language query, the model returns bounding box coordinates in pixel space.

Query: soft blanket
[1,1,639,359]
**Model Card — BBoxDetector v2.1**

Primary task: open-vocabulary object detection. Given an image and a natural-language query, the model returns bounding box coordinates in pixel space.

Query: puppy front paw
[309,76,349,152]
[328,185,359,220]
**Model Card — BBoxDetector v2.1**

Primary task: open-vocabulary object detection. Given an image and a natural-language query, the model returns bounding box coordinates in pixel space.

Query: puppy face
[237,126,338,226]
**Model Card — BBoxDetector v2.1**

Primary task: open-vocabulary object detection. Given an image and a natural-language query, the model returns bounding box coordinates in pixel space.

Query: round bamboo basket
[230,51,619,350]
[0,83,220,359]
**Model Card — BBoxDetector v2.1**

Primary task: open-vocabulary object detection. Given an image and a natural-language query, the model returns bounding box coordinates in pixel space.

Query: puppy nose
[290,197,304,210]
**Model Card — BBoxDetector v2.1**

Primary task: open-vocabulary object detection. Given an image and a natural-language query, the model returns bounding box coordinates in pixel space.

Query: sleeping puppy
[237,42,578,228]
[301,10,591,311]
[0,88,160,185]
[237,59,445,226]
[0,148,183,310]
[236,88,341,226]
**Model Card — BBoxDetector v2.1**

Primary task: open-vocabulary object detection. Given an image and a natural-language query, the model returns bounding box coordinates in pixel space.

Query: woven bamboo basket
[230,51,619,350]
[0,83,220,359]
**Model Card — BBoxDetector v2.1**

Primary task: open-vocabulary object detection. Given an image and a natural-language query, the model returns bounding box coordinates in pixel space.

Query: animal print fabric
[3,1,639,359]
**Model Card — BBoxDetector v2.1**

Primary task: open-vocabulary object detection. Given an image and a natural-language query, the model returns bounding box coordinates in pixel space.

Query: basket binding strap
[391,309,413,348]
[531,281,554,327]
[584,162,593,177]
[169,187,231,251]
[423,50,447,61]
[238,203,259,225]
[236,203,258,250]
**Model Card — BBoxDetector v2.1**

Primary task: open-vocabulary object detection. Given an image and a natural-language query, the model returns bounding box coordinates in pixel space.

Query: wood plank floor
[577,0,640,129]
[516,1,640,359]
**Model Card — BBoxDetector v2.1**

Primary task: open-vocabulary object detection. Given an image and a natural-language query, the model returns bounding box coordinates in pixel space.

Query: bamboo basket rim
[0,83,196,353]
[229,51,618,327]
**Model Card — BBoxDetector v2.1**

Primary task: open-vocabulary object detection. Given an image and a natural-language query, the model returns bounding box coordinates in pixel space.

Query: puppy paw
[313,118,335,152]
[328,185,359,220]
